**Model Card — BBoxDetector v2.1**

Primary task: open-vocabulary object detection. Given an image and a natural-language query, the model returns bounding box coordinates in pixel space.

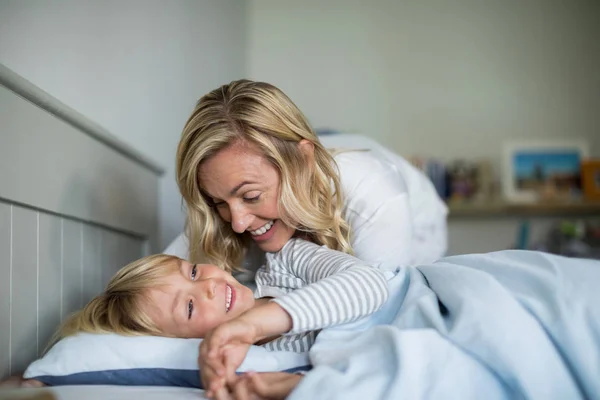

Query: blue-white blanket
[288,250,600,400]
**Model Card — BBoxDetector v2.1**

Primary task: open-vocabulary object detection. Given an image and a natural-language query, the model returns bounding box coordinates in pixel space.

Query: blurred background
[1,0,599,258]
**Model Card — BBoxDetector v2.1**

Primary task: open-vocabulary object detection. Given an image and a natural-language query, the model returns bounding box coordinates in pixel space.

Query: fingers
[206,327,230,358]
[21,379,45,388]
[232,375,251,400]
[247,372,303,400]
[224,347,241,383]
[213,385,233,400]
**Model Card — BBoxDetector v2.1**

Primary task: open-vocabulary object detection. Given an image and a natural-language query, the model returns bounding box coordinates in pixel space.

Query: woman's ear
[297,139,315,163]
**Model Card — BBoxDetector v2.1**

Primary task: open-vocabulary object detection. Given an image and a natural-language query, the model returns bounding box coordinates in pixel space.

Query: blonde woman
[166,80,448,276]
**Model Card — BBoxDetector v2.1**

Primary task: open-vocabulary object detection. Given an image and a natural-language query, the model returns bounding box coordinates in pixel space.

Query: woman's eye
[243,194,261,203]
[188,300,193,320]
[191,264,197,280]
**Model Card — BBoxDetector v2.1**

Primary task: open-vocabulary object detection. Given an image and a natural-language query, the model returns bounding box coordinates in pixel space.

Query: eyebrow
[229,181,256,196]
[171,259,185,319]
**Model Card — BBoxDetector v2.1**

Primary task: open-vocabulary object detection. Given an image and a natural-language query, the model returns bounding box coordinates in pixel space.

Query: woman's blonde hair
[44,254,180,353]
[176,80,352,272]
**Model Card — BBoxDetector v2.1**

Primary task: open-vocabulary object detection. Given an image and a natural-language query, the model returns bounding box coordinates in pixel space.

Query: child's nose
[201,278,217,300]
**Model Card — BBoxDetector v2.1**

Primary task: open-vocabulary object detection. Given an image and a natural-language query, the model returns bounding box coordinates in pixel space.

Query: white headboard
[0,64,164,378]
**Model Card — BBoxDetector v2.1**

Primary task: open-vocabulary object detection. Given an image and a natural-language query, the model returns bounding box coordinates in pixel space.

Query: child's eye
[191,264,197,280]
[188,300,193,320]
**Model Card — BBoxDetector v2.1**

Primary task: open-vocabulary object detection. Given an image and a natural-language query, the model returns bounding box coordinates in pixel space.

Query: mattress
[0,385,206,400]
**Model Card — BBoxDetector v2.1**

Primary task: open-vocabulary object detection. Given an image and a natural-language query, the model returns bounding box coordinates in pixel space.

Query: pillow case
[24,333,311,388]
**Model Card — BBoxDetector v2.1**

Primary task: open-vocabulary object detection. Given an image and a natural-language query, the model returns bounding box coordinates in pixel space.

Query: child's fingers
[201,363,225,394]
[224,349,241,383]
[207,328,232,358]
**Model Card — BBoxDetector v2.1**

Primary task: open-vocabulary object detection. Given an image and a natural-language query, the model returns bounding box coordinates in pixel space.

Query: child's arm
[257,238,390,334]
[200,239,389,395]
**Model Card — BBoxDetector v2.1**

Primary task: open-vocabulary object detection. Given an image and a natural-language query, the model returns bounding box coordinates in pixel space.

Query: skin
[145,260,256,338]
[197,140,318,398]
[198,139,314,254]
[144,260,299,399]
[6,140,316,393]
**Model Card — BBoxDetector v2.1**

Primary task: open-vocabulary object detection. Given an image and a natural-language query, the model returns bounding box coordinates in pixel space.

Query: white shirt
[164,134,448,273]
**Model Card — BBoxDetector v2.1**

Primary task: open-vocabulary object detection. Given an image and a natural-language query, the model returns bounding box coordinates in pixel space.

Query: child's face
[146,260,255,338]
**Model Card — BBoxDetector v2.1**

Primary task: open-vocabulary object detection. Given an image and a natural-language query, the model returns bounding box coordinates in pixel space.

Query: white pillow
[24,333,310,388]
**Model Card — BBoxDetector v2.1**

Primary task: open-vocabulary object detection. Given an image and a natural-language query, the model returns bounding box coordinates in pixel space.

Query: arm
[261,239,389,334]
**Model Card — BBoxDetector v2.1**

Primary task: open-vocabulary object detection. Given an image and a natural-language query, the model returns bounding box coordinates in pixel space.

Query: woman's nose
[230,205,254,234]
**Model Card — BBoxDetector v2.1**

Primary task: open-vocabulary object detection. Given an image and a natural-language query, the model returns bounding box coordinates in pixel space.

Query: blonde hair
[176,80,352,272]
[45,254,180,353]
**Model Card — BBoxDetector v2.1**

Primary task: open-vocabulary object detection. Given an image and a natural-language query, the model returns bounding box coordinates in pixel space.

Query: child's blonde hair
[176,79,353,272]
[45,254,180,353]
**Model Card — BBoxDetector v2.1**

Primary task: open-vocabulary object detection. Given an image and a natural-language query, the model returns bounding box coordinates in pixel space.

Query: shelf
[448,199,600,218]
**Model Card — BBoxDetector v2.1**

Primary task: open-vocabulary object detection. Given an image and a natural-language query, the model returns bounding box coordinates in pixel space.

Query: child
[40,237,389,396]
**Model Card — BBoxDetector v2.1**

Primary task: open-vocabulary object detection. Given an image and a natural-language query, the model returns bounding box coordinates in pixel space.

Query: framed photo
[581,160,600,201]
[502,140,589,203]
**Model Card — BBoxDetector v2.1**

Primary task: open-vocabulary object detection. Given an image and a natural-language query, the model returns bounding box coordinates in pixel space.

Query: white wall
[248,0,600,166]
[0,0,246,249]
[247,0,600,254]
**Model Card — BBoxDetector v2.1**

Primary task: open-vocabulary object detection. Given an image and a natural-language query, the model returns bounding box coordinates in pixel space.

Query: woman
[165,79,448,275]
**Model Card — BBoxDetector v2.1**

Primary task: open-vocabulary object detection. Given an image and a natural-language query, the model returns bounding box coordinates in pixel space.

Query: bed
[0,63,210,398]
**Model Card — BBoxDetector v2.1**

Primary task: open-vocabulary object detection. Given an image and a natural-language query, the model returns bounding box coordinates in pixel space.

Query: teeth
[225,285,232,312]
[249,220,274,236]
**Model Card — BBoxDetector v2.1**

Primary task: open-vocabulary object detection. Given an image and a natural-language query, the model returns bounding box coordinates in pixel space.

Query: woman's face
[198,141,297,253]
[146,260,255,338]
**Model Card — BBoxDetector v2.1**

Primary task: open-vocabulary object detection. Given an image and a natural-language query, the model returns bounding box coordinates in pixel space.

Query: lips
[249,220,277,242]
[225,284,236,313]
[225,284,232,312]
[249,220,274,236]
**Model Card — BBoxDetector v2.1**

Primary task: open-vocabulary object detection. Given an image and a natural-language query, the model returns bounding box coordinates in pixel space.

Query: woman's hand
[231,372,303,400]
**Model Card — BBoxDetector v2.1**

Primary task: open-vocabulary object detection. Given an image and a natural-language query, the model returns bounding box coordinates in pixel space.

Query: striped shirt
[254,238,389,352]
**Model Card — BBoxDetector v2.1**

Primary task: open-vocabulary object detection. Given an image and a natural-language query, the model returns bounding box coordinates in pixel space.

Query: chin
[256,240,286,253]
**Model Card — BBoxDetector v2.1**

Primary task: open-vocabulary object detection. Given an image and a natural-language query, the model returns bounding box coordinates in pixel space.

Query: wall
[247,0,600,254]
[247,0,600,163]
[0,0,247,249]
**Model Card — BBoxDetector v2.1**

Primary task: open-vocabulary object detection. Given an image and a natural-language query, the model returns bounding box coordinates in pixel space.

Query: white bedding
[0,385,206,400]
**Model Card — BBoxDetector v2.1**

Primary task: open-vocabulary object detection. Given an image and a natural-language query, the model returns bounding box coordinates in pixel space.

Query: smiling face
[145,260,255,338]
[198,141,297,253]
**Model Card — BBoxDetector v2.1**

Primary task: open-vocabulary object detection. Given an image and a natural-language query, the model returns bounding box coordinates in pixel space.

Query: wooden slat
[38,213,62,357]
[10,206,38,374]
[0,203,11,379]
[82,225,103,305]
[61,220,81,319]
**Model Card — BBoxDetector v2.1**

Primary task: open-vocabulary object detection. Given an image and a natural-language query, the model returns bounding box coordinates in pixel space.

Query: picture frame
[502,139,589,203]
[581,160,600,201]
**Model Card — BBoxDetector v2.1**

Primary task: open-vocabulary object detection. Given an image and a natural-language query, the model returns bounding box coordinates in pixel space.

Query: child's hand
[199,319,258,397]
[202,342,252,399]
[204,317,259,361]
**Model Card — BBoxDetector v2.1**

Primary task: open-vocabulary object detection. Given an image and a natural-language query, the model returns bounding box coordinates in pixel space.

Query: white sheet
[0,385,206,400]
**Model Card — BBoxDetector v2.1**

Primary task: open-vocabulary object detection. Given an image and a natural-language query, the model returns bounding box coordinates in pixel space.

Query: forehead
[198,142,277,192]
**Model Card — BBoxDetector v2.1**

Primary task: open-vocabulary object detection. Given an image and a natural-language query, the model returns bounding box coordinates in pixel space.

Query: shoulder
[267,238,324,265]
[333,150,409,214]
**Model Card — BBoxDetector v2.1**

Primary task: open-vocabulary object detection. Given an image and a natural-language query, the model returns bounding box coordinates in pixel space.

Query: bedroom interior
[1,0,599,398]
